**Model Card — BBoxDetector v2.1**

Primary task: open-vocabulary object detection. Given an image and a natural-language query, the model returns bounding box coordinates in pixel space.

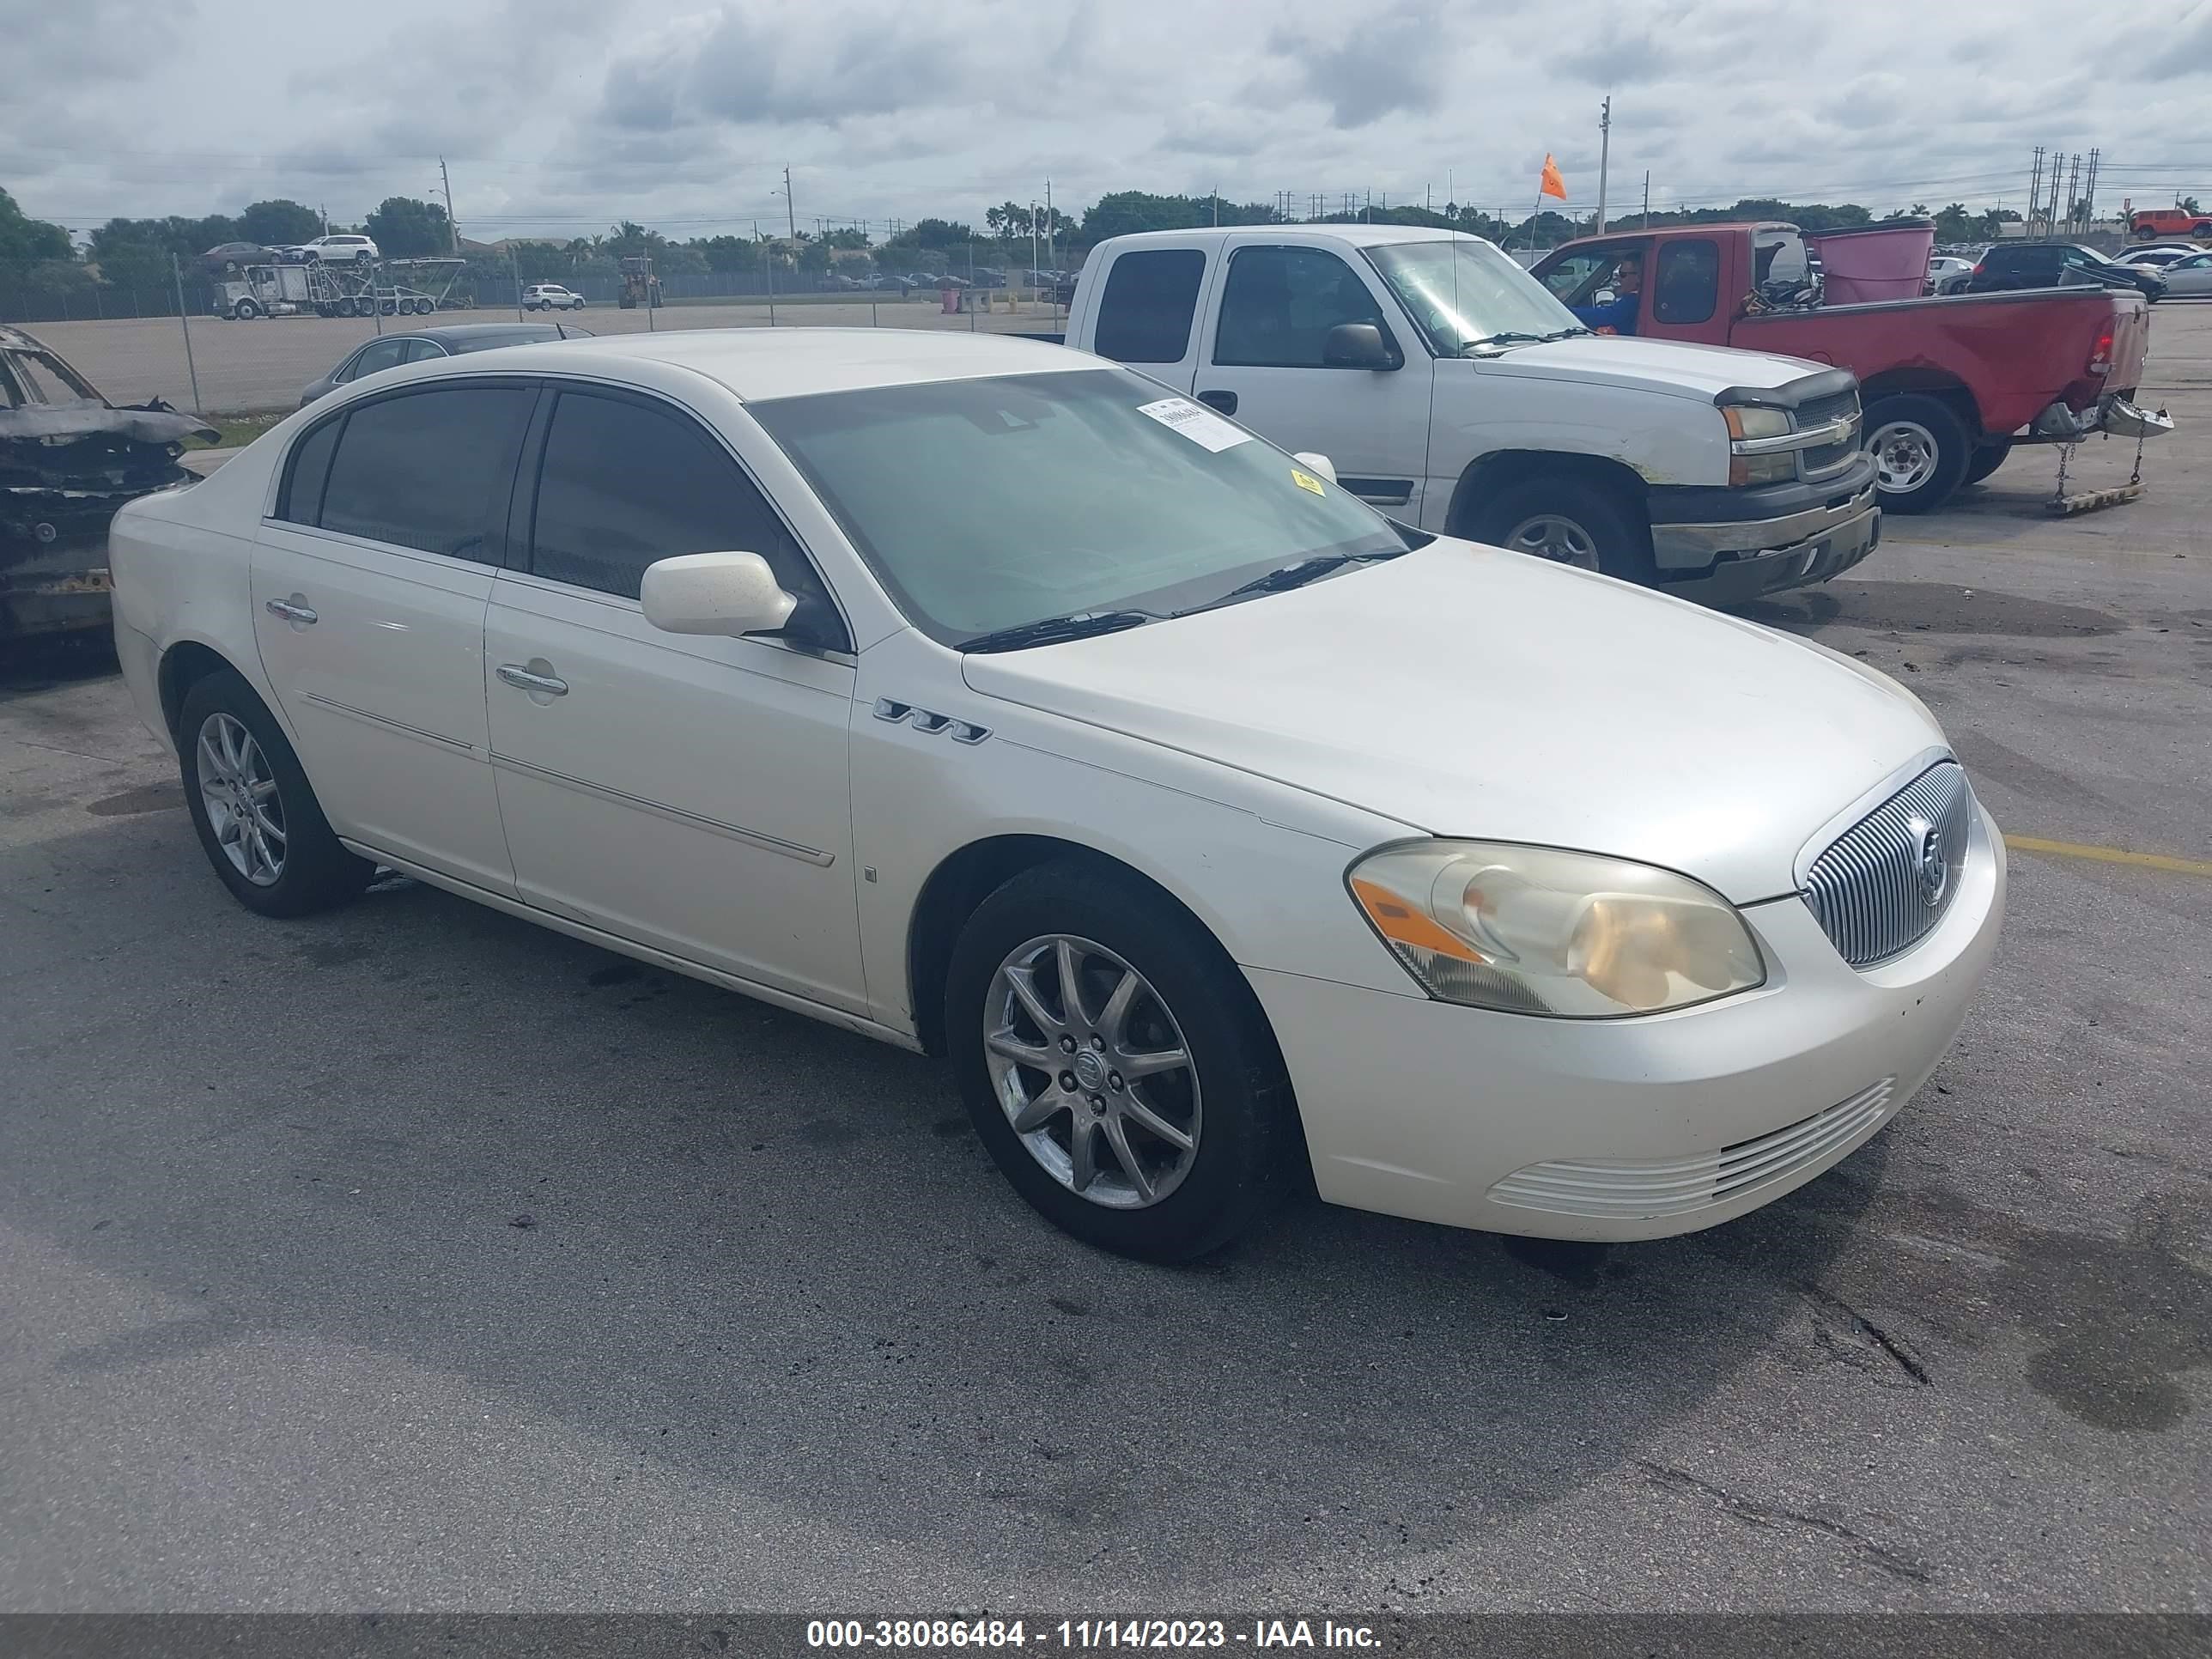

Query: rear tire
[178,669,373,919]
[946,860,1297,1262]
[1469,474,1656,584]
[1863,392,1972,514]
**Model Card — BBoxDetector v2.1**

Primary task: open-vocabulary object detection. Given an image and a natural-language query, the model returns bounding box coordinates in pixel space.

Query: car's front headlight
[1346,842,1766,1018]
[1724,404,1798,486]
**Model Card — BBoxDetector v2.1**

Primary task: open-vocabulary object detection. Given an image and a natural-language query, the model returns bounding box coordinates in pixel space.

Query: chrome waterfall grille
[1802,763,1972,969]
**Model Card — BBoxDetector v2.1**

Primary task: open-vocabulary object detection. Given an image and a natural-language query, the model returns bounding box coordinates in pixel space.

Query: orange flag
[1539,155,1568,200]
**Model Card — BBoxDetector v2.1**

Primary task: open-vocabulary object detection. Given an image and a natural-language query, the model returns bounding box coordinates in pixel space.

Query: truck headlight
[1725,405,1798,487]
[1346,842,1766,1018]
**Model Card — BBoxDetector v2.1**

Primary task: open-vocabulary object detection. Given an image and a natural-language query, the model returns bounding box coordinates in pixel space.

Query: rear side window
[1653,239,1719,324]
[527,389,835,627]
[317,386,535,560]
[276,416,341,525]
[1092,249,1206,364]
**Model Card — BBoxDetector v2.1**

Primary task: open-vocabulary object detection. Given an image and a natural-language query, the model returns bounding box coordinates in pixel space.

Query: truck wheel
[231,299,260,320]
[1471,476,1655,584]
[1864,393,1971,514]
[1964,438,2013,487]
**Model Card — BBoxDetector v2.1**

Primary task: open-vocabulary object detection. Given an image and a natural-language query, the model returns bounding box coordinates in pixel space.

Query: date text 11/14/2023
[805,1619,1382,1649]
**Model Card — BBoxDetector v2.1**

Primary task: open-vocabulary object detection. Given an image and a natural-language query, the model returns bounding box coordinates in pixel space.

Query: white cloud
[9,0,2209,240]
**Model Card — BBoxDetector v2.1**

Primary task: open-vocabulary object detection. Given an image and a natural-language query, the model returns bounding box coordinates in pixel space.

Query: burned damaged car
[0,325,216,641]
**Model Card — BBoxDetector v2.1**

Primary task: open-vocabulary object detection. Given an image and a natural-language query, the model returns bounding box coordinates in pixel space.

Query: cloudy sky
[15,0,2212,242]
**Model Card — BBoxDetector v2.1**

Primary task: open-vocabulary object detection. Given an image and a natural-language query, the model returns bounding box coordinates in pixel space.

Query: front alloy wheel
[984,934,1200,1209]
[196,711,285,886]
[1870,418,1939,495]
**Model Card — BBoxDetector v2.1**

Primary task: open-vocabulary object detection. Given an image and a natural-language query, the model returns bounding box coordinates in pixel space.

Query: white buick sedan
[111,330,2004,1261]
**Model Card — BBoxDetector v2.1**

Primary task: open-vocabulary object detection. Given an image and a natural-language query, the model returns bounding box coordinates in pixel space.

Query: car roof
[1095,224,1469,254]
[411,325,1089,403]
[374,323,568,345]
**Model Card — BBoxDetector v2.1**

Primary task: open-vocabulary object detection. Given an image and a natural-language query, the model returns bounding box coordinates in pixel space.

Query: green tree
[364,196,452,257]
[1933,202,1974,242]
[2179,196,2202,215]
[689,235,761,273]
[87,216,235,288]
[986,201,1032,244]
[239,198,322,246]
[0,187,72,264]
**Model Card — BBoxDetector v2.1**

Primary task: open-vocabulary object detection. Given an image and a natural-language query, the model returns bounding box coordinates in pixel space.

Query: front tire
[1470,474,1656,584]
[946,860,1297,1261]
[178,670,373,918]
[1864,392,1971,513]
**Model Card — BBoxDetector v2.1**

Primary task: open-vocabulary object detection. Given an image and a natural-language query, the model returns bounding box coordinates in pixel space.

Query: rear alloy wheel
[1863,392,1971,513]
[1472,475,1655,584]
[948,860,1296,1261]
[179,669,372,918]
[231,299,261,320]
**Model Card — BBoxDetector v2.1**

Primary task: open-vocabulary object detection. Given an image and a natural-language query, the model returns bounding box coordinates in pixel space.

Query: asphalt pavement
[2,316,2208,1615]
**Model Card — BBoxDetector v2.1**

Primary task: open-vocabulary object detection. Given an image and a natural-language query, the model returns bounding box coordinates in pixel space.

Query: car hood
[1471,334,1827,401]
[960,544,1946,902]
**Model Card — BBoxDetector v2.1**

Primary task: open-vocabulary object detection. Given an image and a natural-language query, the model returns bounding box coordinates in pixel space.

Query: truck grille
[1802,763,1972,968]
[1796,388,1863,478]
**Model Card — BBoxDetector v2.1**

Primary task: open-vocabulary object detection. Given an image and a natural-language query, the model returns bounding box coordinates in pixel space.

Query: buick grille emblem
[1913,820,1948,908]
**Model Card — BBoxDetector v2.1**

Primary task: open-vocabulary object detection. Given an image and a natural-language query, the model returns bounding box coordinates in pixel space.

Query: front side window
[316,386,535,559]
[1365,238,1586,356]
[527,390,835,630]
[400,339,447,364]
[1652,239,1719,324]
[1213,246,1391,368]
[1092,249,1206,364]
[750,367,1402,646]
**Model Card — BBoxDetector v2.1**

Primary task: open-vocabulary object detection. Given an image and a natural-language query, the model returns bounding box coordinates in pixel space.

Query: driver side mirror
[1322,322,1397,369]
[641,551,796,639]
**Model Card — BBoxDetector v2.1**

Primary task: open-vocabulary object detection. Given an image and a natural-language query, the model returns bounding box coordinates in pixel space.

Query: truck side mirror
[1322,323,1397,370]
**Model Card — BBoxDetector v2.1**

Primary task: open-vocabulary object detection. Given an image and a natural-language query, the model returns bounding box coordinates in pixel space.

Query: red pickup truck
[1532,222,2155,511]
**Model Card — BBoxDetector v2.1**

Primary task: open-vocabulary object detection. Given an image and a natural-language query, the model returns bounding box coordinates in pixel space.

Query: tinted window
[400,339,447,363]
[344,338,406,381]
[528,391,834,624]
[1653,239,1719,324]
[1215,246,1390,368]
[318,386,534,559]
[276,415,341,526]
[1092,249,1206,364]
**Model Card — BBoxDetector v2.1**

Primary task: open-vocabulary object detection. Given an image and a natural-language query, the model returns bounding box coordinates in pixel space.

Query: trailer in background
[214,258,471,320]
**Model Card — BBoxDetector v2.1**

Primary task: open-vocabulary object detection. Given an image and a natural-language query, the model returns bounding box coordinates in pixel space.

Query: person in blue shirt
[1569,253,1643,335]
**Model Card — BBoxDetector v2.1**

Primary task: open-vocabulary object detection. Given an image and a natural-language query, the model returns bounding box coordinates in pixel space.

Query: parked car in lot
[1,325,216,641]
[2130,207,2212,240]
[1066,225,1879,600]
[522,284,586,311]
[297,322,591,407]
[2114,244,2203,269]
[108,330,2005,1261]
[1535,223,2160,509]
[1927,254,1976,294]
[1960,241,2167,301]
[2155,251,2212,296]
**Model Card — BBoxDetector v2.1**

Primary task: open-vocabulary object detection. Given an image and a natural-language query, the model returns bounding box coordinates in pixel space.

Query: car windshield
[750,367,1404,647]
[1365,237,1588,355]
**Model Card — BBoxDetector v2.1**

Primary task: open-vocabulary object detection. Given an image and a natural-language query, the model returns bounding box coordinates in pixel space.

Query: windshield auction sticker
[1137,396,1252,453]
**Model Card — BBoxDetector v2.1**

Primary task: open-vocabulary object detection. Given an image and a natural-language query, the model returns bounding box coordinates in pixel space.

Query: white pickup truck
[1061,225,1880,602]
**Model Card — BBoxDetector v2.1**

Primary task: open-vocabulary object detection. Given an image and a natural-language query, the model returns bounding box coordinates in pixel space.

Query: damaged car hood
[0,403,220,447]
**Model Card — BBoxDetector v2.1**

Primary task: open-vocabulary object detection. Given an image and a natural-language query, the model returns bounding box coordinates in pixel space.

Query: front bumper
[1657,488,1880,606]
[1249,801,2005,1242]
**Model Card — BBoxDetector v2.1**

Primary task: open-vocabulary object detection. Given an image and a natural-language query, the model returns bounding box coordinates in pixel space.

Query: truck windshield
[750,367,1404,647]
[1366,239,1589,355]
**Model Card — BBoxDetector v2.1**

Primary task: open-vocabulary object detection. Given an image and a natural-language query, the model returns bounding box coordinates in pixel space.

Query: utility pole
[2082,147,2100,234]
[438,155,459,253]
[1595,95,1612,234]
[2027,147,2044,238]
[1641,169,1651,228]
[1045,177,1054,272]
[783,166,796,240]
[2063,152,2081,236]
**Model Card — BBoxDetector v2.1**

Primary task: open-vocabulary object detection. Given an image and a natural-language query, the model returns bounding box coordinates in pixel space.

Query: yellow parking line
[2007,836,2212,878]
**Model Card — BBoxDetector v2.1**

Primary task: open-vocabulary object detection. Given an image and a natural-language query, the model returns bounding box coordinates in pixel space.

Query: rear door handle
[264,596,317,624]
[496,663,569,696]
[1196,389,1237,416]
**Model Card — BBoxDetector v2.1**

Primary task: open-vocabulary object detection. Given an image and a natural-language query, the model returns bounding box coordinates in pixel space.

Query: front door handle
[496,663,568,696]
[264,596,318,625]
[1196,389,1237,416]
